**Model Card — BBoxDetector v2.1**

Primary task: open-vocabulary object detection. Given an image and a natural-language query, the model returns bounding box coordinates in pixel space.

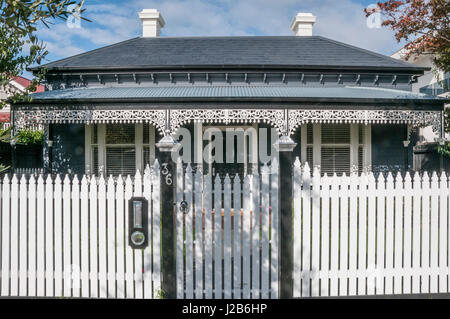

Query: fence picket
[107,176,116,298]
[385,173,394,295]
[54,175,63,296]
[358,173,367,296]
[214,175,223,299]
[115,176,125,298]
[80,176,90,297]
[204,174,213,299]
[36,175,45,297]
[1,176,10,296]
[430,172,439,293]
[270,158,279,299]
[28,175,37,297]
[185,165,194,299]
[412,172,421,294]
[233,174,242,299]
[339,173,349,296]
[321,174,330,296]
[242,175,251,299]
[329,173,339,296]
[98,175,108,298]
[422,173,430,293]
[311,167,321,297]
[194,167,203,299]
[89,176,99,298]
[293,159,301,297]
[72,175,81,298]
[439,173,448,293]
[45,175,54,296]
[63,175,72,297]
[403,173,412,294]
[251,171,260,299]
[224,174,232,299]
[260,166,270,299]
[19,175,27,296]
[348,173,358,296]
[367,173,376,295]
[394,172,403,294]
[9,175,19,296]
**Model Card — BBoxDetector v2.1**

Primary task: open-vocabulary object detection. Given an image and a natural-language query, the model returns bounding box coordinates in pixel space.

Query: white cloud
[36,0,404,63]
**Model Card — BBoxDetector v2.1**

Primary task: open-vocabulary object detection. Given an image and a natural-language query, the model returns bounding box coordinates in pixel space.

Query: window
[105,124,136,176]
[301,123,370,176]
[85,123,155,175]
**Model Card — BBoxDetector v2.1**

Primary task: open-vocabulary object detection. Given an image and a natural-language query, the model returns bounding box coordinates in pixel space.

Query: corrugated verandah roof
[26,86,447,104]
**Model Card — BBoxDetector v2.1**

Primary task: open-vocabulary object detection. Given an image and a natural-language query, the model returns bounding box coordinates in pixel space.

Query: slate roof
[27,86,446,105]
[31,36,425,73]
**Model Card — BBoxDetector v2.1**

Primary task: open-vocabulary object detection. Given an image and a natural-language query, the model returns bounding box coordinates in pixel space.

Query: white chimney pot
[138,9,165,37]
[290,12,316,36]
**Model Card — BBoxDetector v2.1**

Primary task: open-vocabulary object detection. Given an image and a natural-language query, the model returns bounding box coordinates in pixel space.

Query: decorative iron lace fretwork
[287,109,442,137]
[14,108,442,138]
[14,109,167,133]
[169,109,286,134]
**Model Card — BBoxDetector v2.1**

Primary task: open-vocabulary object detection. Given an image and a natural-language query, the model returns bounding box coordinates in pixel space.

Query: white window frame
[84,123,156,175]
[300,123,371,173]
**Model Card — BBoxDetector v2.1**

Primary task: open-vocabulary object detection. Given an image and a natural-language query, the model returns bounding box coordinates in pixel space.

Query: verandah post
[156,130,180,299]
[274,135,297,299]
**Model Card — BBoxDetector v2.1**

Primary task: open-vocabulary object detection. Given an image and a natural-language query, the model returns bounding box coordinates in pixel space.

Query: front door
[203,125,258,178]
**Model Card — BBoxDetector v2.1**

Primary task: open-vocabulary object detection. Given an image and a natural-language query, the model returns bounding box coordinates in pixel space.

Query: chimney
[290,13,316,36]
[138,9,165,37]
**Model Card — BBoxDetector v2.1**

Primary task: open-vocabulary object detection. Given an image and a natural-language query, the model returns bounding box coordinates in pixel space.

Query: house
[0,76,44,129]
[391,49,449,143]
[12,9,448,177]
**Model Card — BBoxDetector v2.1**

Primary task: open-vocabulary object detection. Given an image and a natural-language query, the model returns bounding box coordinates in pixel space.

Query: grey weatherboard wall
[51,124,85,175]
[371,124,416,173]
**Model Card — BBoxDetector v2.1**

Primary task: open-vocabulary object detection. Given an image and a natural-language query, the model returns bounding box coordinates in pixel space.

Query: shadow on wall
[51,124,85,175]
[0,142,43,171]
[414,142,450,173]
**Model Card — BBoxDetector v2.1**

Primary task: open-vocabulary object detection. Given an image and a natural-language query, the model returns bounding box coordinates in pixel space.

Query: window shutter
[105,124,135,144]
[93,147,99,174]
[106,147,136,176]
[321,124,350,144]
[306,146,313,167]
[92,124,98,144]
[321,147,350,176]
[358,146,364,174]
[307,124,313,144]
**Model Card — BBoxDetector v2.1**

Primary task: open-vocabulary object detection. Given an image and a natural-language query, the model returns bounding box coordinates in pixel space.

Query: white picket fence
[293,160,450,297]
[176,159,279,299]
[0,162,161,299]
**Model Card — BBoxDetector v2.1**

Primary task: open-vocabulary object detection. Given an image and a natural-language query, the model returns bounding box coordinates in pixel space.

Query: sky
[32,0,406,72]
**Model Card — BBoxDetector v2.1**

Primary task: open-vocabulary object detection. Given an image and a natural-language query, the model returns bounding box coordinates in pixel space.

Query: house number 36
[161,163,172,186]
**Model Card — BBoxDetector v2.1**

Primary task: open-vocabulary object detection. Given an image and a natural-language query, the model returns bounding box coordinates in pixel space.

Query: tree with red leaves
[365,0,449,73]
